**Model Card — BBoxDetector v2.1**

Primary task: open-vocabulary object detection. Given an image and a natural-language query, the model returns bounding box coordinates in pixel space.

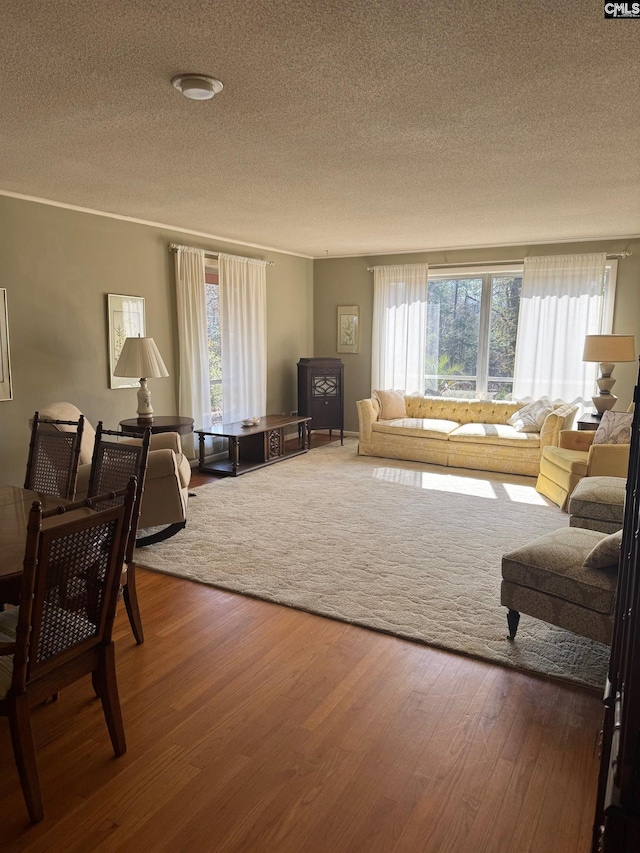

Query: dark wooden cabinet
[297,357,344,446]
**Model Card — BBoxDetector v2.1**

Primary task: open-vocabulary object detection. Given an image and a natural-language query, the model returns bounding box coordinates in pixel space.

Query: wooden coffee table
[196,415,311,477]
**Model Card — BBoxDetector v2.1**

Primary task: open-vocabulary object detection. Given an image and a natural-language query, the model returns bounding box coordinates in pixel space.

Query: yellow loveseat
[356,396,578,477]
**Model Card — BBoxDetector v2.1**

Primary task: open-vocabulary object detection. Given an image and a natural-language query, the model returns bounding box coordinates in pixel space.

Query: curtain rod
[366,251,631,272]
[169,245,274,266]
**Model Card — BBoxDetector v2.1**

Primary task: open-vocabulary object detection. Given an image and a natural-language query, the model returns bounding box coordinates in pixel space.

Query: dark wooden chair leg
[123,562,144,645]
[507,609,521,640]
[8,693,44,823]
[96,644,126,757]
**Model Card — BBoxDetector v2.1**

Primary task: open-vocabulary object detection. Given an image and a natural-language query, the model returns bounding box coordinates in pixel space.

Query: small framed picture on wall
[337,305,359,354]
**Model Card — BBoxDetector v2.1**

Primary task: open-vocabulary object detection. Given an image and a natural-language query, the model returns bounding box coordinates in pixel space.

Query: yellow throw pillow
[373,390,407,420]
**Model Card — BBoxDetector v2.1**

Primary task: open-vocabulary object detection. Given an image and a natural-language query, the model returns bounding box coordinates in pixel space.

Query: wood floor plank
[0,567,603,852]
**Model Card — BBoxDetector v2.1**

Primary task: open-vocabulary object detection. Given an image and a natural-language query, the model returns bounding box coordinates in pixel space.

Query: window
[205,266,222,425]
[424,261,616,401]
[426,268,523,399]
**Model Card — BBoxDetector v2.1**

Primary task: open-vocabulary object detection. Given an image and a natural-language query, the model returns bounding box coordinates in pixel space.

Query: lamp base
[136,378,154,421]
[592,393,617,416]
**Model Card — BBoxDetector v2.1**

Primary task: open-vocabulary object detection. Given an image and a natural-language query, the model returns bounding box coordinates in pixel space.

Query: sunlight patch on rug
[136,438,609,688]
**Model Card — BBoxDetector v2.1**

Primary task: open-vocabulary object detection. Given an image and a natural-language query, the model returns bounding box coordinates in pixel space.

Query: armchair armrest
[120,431,183,454]
[587,443,631,478]
[0,641,16,655]
[539,405,578,449]
[559,430,595,452]
[149,432,183,454]
[146,448,181,481]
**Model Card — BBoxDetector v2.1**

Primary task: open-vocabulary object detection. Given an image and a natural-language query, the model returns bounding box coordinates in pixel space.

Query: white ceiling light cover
[171,74,223,100]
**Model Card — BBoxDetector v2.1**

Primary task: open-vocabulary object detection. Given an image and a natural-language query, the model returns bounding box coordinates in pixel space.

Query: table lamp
[582,334,636,416]
[113,336,169,422]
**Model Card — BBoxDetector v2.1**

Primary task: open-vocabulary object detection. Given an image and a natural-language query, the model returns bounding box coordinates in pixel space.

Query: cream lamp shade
[582,334,636,416]
[113,336,169,421]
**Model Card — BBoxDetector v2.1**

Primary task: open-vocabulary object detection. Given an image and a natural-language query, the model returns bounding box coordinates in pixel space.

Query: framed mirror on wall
[337,305,359,354]
[107,293,146,388]
[0,289,12,401]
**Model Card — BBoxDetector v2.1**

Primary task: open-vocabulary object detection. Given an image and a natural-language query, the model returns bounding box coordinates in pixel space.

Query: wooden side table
[119,416,194,436]
[576,413,601,431]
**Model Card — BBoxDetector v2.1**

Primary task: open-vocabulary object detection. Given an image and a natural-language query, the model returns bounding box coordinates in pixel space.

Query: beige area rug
[136,438,609,688]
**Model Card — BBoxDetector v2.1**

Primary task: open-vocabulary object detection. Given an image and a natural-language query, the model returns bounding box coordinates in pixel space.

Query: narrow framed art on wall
[0,289,12,401]
[107,293,146,388]
[337,305,359,353]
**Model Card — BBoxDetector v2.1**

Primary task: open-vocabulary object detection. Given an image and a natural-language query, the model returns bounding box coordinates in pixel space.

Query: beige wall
[0,195,313,486]
[313,239,640,432]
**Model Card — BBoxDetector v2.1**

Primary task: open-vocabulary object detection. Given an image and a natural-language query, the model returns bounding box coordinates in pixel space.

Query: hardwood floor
[0,436,603,852]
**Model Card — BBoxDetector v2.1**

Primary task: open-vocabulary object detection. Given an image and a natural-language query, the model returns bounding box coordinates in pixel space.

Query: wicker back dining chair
[0,480,136,823]
[24,411,85,500]
[87,423,151,645]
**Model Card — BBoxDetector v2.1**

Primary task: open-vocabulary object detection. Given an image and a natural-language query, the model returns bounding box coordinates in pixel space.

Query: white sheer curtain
[513,253,607,404]
[173,245,210,456]
[218,253,267,423]
[372,264,429,394]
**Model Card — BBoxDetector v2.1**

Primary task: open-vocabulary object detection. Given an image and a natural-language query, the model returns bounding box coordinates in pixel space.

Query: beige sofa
[357,395,578,477]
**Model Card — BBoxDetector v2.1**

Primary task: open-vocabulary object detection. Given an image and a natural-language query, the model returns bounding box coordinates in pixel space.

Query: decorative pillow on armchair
[507,398,554,433]
[373,390,407,420]
[593,410,633,445]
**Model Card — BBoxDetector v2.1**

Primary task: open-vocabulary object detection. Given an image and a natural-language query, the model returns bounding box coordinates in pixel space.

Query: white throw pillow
[507,398,554,433]
[593,410,633,445]
[373,390,407,420]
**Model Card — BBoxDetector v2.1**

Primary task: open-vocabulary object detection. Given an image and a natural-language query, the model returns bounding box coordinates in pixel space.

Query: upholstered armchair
[35,403,191,543]
[536,422,631,511]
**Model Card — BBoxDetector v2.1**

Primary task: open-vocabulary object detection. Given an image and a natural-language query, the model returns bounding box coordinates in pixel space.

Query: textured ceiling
[1,1,639,258]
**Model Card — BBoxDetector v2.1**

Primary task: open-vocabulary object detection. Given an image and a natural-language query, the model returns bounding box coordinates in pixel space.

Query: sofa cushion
[507,398,555,433]
[584,529,623,570]
[404,396,521,425]
[448,422,541,447]
[372,418,459,440]
[373,390,406,420]
[502,527,617,615]
[539,445,588,476]
[593,410,633,445]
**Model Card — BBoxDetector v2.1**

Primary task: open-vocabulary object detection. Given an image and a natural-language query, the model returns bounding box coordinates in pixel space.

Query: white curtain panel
[219,253,267,423]
[173,245,210,456]
[513,253,607,404]
[372,264,429,394]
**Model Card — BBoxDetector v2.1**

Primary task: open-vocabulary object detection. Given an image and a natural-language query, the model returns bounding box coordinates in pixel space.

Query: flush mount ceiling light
[171,73,223,100]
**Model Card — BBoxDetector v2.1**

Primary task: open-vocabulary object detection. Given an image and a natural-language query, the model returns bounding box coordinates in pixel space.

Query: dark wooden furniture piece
[0,486,75,607]
[297,357,344,446]
[87,423,151,644]
[0,481,135,823]
[577,413,602,431]
[592,362,640,852]
[196,414,311,477]
[119,415,194,436]
[24,411,85,500]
